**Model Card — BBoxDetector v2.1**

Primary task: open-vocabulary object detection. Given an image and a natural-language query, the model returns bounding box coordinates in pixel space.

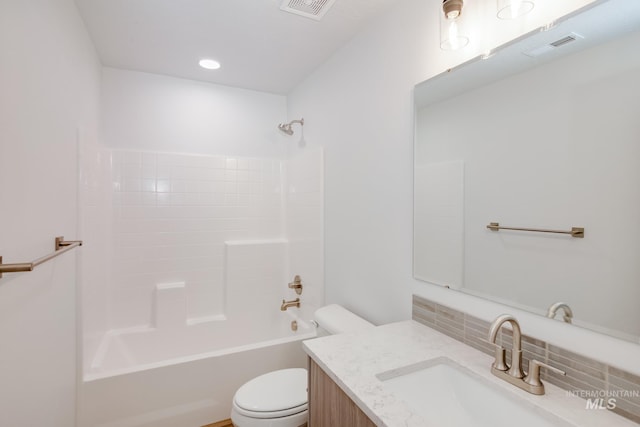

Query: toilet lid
[234,368,308,413]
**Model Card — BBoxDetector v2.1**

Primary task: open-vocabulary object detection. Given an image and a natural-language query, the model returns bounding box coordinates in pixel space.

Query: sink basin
[377,357,572,427]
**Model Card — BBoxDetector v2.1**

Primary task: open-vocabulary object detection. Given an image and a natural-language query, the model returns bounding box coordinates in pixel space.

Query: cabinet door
[308,358,377,427]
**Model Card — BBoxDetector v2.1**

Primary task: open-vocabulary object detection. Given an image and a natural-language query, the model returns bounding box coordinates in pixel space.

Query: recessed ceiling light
[199,59,221,70]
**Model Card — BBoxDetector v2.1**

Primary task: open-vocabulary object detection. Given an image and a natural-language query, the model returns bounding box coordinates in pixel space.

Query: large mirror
[413,0,640,343]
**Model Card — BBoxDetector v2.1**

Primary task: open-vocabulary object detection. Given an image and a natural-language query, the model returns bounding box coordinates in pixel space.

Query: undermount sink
[377,357,572,427]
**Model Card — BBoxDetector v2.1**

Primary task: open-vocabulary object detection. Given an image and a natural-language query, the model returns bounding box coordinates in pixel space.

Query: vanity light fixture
[497,0,534,20]
[199,58,221,70]
[440,0,469,51]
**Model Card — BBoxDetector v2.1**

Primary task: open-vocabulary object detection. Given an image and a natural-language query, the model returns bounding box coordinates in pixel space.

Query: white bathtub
[78,310,315,427]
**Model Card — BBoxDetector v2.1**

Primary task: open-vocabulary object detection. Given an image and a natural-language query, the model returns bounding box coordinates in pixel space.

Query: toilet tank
[313,304,374,336]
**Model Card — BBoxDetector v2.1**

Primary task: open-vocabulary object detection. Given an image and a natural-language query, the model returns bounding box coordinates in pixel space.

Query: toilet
[230,304,374,427]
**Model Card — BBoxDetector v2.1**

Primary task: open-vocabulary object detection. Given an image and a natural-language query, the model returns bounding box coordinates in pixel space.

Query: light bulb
[442,0,463,21]
[448,21,460,50]
[446,10,460,20]
[510,0,522,18]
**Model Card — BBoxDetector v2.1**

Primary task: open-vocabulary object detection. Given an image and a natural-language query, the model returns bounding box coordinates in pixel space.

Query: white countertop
[303,320,637,427]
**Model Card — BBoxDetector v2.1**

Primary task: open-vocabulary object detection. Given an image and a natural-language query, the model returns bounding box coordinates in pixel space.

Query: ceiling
[75,0,399,95]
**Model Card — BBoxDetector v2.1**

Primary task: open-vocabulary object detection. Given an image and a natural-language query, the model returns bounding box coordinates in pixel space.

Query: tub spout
[281,298,300,311]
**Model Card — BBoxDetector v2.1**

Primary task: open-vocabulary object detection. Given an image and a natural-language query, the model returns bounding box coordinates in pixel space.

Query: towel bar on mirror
[0,236,83,278]
[486,222,584,238]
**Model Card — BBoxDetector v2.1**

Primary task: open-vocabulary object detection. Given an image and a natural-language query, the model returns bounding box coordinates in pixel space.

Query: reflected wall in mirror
[413,0,640,343]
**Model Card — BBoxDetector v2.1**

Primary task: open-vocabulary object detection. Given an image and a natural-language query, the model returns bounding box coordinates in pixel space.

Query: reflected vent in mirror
[523,32,584,57]
[280,0,338,21]
[551,34,580,47]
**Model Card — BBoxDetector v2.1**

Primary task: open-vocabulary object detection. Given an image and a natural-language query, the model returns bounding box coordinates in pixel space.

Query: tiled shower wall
[80,141,323,371]
[109,150,284,328]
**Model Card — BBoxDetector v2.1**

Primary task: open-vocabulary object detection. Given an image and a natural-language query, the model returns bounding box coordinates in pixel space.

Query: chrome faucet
[546,302,573,324]
[280,298,300,311]
[488,314,565,395]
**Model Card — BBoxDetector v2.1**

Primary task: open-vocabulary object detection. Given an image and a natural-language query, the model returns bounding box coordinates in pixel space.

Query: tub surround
[303,321,637,427]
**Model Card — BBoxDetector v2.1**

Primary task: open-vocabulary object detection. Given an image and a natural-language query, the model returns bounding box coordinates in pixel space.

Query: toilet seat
[233,401,308,419]
[233,368,308,419]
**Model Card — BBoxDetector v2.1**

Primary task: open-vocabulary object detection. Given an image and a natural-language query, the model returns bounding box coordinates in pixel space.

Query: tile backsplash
[412,295,640,424]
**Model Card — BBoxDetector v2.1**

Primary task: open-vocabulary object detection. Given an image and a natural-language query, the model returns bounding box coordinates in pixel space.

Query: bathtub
[78,310,316,427]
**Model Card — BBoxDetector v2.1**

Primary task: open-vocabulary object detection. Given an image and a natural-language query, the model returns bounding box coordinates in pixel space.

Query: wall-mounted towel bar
[0,236,83,278]
[486,222,584,238]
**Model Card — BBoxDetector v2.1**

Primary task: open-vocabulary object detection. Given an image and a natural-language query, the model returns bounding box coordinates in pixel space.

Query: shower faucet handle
[288,275,303,295]
[281,298,300,311]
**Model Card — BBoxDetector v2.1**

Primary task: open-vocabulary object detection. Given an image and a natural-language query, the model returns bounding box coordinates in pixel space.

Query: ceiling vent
[523,32,584,58]
[280,0,338,21]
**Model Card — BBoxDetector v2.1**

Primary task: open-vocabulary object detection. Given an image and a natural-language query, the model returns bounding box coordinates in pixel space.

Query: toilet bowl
[231,368,308,427]
[230,304,373,427]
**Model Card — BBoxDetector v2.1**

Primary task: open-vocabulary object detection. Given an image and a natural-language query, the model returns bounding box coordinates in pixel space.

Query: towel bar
[0,236,83,278]
[486,222,584,238]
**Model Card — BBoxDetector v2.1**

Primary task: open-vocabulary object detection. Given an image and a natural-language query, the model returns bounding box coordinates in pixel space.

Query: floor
[202,420,232,427]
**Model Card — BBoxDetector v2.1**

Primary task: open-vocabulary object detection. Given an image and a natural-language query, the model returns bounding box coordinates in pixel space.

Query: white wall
[287,0,640,374]
[288,0,593,325]
[101,67,288,158]
[0,0,101,425]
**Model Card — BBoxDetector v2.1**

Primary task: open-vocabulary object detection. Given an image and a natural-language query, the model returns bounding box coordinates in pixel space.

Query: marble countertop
[303,320,637,427]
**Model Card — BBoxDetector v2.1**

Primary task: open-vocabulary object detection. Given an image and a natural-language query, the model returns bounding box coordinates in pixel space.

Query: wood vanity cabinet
[308,358,377,427]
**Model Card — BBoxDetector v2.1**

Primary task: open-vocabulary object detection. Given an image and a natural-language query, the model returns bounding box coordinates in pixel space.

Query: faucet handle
[288,275,303,295]
[524,359,566,387]
[490,343,509,371]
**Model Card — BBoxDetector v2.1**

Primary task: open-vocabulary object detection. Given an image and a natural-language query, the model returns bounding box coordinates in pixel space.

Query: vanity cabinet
[308,358,376,427]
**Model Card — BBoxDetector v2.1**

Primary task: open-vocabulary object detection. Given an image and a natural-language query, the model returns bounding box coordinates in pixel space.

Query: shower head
[278,118,304,135]
[278,123,294,135]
